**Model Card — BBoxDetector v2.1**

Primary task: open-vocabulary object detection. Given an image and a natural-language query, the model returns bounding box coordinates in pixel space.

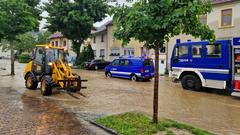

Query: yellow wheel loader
[23,45,87,96]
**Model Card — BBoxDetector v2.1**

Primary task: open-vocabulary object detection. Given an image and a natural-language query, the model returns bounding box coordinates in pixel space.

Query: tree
[0,0,41,75]
[112,0,215,123]
[36,31,51,44]
[79,45,95,67]
[44,0,108,65]
[15,32,36,55]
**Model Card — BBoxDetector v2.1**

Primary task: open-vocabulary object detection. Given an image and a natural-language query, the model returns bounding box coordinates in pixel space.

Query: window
[200,15,207,25]
[101,34,104,42]
[123,48,134,56]
[35,48,43,63]
[63,40,67,47]
[206,44,222,58]
[179,45,188,57]
[160,47,166,53]
[221,9,232,27]
[100,49,105,57]
[55,41,58,47]
[51,41,54,46]
[110,48,120,56]
[144,59,153,66]
[120,59,130,66]
[111,59,119,66]
[93,36,96,43]
[192,45,202,58]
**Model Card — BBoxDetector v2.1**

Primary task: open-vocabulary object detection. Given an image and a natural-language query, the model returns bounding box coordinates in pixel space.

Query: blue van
[105,57,154,81]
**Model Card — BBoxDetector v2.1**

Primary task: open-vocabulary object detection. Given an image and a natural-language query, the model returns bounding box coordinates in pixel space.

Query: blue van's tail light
[140,68,144,73]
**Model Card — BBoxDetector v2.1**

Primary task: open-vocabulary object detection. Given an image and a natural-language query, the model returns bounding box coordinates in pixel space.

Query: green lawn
[96,112,212,135]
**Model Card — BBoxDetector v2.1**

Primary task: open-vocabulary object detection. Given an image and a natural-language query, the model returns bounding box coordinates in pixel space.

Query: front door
[32,47,44,75]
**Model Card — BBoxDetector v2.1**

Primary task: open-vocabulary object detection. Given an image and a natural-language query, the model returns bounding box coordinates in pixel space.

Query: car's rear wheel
[95,65,99,70]
[41,76,52,96]
[181,75,201,91]
[130,74,138,82]
[25,74,38,90]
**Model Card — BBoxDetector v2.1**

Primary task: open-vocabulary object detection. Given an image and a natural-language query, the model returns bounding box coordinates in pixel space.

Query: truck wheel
[130,74,138,82]
[25,74,38,90]
[181,75,201,91]
[40,76,52,96]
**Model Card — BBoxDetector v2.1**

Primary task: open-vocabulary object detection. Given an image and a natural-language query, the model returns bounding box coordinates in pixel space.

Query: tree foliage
[15,32,36,54]
[0,0,41,75]
[36,31,51,44]
[112,0,215,48]
[78,45,95,67]
[0,0,40,41]
[44,0,109,64]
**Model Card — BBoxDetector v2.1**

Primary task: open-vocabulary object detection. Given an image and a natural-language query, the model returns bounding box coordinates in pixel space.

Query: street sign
[233,37,240,45]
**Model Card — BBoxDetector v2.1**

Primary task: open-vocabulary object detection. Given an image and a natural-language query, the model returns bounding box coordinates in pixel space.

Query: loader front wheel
[41,76,52,96]
[25,74,38,90]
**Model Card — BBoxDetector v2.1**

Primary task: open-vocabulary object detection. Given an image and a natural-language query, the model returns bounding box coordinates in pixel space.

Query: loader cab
[31,46,66,76]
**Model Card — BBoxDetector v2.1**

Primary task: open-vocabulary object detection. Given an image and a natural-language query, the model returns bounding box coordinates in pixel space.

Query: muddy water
[1,61,240,134]
[70,69,240,135]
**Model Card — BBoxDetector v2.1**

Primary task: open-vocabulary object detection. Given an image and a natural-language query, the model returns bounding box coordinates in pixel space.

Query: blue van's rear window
[143,59,153,66]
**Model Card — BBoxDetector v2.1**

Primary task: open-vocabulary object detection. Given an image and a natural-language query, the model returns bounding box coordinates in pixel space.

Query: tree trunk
[153,47,159,123]
[10,40,15,76]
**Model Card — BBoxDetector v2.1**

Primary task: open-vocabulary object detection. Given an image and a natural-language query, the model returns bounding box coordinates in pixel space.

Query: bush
[18,53,31,63]
[76,45,94,66]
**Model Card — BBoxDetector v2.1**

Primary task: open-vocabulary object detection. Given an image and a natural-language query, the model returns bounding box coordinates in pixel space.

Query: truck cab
[170,40,232,91]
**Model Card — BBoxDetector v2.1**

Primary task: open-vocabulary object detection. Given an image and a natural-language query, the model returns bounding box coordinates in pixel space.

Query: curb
[89,120,121,135]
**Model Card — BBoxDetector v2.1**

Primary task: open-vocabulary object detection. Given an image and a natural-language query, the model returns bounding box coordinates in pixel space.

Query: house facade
[49,32,76,62]
[91,21,147,61]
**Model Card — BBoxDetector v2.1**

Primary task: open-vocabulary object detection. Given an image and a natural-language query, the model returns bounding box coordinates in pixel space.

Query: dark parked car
[84,59,111,70]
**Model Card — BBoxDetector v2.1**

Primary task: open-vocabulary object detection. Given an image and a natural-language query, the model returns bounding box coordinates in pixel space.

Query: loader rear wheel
[25,74,38,90]
[41,76,52,96]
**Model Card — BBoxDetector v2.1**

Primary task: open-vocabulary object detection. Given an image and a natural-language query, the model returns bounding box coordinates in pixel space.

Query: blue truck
[105,56,154,81]
[170,38,240,97]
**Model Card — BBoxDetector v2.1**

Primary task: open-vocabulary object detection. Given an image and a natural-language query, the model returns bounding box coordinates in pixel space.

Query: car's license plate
[145,70,149,72]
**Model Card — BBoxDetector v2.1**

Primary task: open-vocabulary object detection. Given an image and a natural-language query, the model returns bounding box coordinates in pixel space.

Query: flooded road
[1,60,240,134]
[71,69,240,135]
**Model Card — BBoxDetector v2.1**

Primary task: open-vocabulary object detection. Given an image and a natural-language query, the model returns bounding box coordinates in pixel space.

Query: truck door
[172,44,190,68]
[201,42,230,81]
[32,47,44,75]
[190,44,204,68]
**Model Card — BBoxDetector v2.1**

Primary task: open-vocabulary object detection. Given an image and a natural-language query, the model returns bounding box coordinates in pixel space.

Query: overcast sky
[39,0,133,30]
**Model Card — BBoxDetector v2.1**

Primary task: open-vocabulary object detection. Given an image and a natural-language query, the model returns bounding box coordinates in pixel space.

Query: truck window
[206,44,221,58]
[192,45,202,58]
[179,45,188,57]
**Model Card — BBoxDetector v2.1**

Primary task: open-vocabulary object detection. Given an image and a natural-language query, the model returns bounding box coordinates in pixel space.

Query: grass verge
[96,112,212,135]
